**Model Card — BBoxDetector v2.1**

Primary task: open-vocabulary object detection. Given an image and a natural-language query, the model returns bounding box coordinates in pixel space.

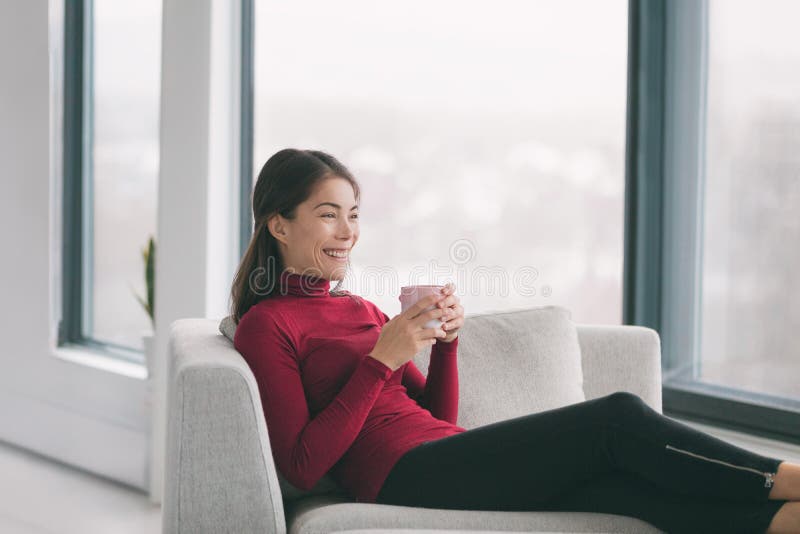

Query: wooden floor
[0,440,160,534]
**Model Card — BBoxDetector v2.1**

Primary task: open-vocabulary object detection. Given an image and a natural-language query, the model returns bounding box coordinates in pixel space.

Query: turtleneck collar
[278,270,331,298]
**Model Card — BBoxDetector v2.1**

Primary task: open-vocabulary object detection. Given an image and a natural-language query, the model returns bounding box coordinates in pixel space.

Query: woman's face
[268,176,359,281]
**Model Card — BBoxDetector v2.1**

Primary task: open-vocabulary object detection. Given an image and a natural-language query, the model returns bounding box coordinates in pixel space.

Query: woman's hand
[368,293,450,371]
[436,283,463,343]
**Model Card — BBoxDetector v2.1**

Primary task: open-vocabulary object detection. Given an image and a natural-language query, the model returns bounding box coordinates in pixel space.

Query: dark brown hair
[230,148,361,324]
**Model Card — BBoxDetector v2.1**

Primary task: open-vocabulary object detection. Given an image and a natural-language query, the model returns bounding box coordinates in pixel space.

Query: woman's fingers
[433,285,463,332]
[441,303,463,318]
[437,292,460,309]
[441,303,464,328]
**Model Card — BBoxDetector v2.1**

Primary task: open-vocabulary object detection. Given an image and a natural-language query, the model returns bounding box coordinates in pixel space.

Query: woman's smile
[322,248,350,261]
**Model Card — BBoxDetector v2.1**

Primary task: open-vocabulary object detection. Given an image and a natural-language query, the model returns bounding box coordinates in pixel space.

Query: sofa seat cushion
[328,531,556,534]
[286,494,663,534]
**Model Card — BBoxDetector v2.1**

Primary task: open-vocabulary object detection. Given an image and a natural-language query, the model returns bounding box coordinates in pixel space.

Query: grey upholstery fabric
[577,324,662,412]
[328,531,561,534]
[219,314,236,342]
[327,532,608,534]
[328,531,566,534]
[163,320,287,534]
[287,494,662,534]
[414,306,585,431]
[166,308,664,534]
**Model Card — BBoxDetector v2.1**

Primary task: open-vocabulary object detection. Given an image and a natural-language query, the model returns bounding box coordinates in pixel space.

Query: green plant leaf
[133,235,157,330]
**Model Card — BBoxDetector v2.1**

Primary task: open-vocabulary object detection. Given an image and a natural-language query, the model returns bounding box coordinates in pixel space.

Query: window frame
[239,0,254,256]
[60,0,86,348]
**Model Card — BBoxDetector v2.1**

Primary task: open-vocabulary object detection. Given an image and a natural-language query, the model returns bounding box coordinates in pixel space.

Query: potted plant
[133,235,156,379]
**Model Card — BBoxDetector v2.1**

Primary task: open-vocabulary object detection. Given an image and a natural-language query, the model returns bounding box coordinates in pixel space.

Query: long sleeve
[370,304,461,425]
[402,337,460,424]
[233,308,393,491]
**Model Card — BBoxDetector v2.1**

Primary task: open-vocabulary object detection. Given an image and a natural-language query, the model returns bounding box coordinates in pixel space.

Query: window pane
[91,1,161,350]
[701,0,800,400]
[254,0,627,323]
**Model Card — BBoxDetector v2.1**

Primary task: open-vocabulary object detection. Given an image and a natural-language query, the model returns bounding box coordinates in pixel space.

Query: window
[628,0,800,443]
[60,0,161,360]
[251,0,628,322]
[700,0,800,401]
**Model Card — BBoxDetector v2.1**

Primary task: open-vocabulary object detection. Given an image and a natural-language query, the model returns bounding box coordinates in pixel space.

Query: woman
[230,148,799,533]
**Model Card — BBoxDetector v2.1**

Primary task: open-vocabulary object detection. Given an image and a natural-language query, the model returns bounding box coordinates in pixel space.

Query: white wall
[0,0,149,489]
[151,0,241,503]
[0,0,240,501]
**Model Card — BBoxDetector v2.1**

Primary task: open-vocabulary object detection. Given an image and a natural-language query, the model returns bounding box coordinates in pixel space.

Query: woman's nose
[339,218,356,235]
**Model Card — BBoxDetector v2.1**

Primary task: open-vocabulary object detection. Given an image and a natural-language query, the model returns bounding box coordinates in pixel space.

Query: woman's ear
[267,214,289,245]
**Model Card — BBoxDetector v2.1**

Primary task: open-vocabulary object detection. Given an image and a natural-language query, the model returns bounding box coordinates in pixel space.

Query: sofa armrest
[576,324,663,414]
[163,319,287,534]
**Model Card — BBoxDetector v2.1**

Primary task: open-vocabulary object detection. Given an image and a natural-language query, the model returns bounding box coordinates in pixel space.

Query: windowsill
[53,344,148,380]
[671,415,800,465]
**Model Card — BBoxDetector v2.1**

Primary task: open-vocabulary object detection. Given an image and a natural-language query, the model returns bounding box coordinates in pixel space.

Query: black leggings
[375,392,789,534]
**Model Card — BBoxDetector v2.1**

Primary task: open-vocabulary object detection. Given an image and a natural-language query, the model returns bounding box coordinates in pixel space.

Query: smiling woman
[229,148,465,505]
[229,148,363,323]
[313,199,360,263]
[268,178,360,279]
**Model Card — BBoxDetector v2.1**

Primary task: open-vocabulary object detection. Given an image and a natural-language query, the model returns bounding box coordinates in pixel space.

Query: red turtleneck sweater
[233,271,467,503]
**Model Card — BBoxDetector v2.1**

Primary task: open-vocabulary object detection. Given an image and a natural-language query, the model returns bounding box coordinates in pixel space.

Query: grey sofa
[163,307,665,534]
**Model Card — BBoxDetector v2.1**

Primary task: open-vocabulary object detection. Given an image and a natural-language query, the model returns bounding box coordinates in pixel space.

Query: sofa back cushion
[411,305,585,430]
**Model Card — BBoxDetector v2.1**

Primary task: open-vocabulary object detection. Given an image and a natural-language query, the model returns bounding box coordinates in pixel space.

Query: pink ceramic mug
[399,285,446,330]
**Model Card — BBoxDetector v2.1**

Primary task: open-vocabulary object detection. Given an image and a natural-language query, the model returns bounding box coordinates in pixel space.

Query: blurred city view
[254,98,626,326]
[88,0,797,401]
[90,0,160,352]
[254,0,629,326]
[698,0,800,400]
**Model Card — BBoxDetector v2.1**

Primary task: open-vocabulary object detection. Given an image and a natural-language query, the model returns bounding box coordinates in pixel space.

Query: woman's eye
[322,213,358,219]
